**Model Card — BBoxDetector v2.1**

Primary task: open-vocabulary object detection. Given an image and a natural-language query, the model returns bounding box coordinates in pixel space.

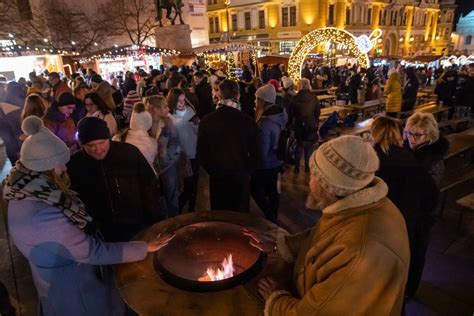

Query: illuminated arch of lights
[288,27,382,82]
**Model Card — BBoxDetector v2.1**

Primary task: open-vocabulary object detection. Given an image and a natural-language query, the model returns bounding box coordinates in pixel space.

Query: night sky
[455,0,474,24]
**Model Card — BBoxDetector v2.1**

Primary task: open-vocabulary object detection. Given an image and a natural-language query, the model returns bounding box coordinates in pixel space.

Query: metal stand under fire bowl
[115,211,291,316]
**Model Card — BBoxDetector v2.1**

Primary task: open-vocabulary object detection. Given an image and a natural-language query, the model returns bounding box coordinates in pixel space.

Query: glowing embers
[198,254,235,282]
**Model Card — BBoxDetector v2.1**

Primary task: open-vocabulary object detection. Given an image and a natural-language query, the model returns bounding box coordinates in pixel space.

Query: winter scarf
[216,99,241,111]
[3,162,95,233]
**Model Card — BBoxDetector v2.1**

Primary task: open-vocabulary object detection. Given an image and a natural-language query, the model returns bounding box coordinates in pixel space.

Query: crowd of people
[0,58,472,315]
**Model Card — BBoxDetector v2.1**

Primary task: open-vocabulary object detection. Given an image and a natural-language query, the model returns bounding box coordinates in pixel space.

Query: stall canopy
[190,43,262,55]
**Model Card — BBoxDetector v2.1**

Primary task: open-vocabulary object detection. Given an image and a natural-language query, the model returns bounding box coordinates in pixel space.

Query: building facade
[207,0,455,58]
[452,10,474,55]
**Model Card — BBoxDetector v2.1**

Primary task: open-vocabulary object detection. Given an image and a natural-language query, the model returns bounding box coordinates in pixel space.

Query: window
[367,8,372,25]
[279,41,296,55]
[215,16,220,33]
[346,8,351,24]
[378,10,382,25]
[231,14,237,31]
[259,10,265,29]
[466,35,472,45]
[208,0,216,5]
[383,10,387,25]
[244,12,251,30]
[423,13,427,26]
[403,12,407,26]
[290,6,296,26]
[17,0,32,20]
[389,11,393,26]
[329,4,335,25]
[282,7,289,27]
[209,17,214,33]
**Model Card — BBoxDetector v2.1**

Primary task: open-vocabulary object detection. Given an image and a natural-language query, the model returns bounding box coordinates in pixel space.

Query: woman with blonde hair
[401,112,448,299]
[145,95,180,217]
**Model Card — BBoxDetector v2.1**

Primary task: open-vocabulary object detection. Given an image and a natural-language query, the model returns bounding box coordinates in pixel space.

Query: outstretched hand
[146,232,175,253]
[243,227,275,253]
[257,277,280,301]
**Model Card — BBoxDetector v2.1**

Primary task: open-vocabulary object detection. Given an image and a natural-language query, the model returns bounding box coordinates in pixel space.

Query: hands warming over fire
[257,277,281,301]
[146,232,175,253]
[243,228,276,254]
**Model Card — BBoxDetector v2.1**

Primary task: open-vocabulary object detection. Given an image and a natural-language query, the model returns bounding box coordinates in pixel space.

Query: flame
[198,254,235,282]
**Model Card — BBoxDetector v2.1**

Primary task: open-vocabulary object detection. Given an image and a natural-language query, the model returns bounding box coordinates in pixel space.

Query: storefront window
[279,41,296,55]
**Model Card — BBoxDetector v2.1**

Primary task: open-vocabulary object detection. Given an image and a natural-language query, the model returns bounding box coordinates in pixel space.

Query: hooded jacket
[258,105,288,169]
[384,72,402,113]
[292,89,320,143]
[265,178,409,316]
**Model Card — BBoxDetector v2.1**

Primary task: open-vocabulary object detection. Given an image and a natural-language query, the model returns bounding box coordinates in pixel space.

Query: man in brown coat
[253,135,410,315]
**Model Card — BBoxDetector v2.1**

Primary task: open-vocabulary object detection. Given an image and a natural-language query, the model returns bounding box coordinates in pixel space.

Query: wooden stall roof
[190,43,262,55]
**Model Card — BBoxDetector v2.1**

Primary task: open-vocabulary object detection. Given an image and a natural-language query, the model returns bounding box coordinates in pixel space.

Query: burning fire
[198,254,235,282]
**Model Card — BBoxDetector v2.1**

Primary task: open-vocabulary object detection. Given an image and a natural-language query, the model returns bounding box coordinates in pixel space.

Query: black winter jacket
[197,106,259,175]
[67,141,163,242]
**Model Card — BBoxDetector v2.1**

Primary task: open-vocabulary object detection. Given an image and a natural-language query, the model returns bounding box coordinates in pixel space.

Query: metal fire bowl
[153,221,266,292]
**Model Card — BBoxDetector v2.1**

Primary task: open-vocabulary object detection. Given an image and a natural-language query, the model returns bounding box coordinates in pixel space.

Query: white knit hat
[130,108,152,131]
[20,116,70,171]
[311,135,379,197]
[281,76,294,89]
[255,84,276,104]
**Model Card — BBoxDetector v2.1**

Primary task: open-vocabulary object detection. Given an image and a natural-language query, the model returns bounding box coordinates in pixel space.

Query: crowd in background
[0,57,473,315]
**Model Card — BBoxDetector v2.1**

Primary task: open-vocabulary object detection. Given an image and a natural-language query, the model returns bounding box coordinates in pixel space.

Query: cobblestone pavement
[1,144,473,316]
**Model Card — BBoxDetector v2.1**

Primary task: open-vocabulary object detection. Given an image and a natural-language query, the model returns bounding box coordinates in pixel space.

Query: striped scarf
[2,162,96,234]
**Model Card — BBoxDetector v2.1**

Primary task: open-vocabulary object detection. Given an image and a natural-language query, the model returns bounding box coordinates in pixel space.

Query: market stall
[78,45,180,80]
[193,43,263,80]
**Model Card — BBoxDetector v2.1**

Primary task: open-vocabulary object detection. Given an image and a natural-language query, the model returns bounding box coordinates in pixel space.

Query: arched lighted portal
[288,27,373,82]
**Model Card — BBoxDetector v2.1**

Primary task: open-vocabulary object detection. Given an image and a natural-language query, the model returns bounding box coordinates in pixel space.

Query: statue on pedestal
[156,0,185,27]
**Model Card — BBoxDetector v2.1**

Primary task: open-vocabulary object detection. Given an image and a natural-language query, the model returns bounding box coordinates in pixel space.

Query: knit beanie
[255,84,277,104]
[268,79,280,92]
[281,76,294,89]
[311,135,379,197]
[57,92,76,107]
[77,116,110,145]
[130,103,152,131]
[20,116,70,172]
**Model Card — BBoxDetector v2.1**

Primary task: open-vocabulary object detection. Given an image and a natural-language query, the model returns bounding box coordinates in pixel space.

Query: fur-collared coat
[265,177,410,316]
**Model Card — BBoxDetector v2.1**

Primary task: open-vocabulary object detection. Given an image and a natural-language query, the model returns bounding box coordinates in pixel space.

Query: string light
[288,27,373,83]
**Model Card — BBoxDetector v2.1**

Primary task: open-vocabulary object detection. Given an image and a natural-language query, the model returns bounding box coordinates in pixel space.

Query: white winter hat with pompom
[20,116,70,172]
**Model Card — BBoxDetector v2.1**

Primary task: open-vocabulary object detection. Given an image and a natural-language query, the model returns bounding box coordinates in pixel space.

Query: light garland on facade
[288,27,375,82]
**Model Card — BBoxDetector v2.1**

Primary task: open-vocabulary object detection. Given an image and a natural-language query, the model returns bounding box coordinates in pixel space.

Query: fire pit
[154,221,266,292]
[115,211,291,316]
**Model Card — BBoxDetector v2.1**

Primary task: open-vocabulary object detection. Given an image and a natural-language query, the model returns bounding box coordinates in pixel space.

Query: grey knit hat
[20,116,70,171]
[255,84,277,104]
[310,135,379,197]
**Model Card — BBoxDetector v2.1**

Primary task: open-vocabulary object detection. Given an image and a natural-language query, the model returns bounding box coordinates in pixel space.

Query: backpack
[277,128,297,164]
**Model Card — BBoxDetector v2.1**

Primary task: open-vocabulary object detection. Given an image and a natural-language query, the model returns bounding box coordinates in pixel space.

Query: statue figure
[156,0,185,27]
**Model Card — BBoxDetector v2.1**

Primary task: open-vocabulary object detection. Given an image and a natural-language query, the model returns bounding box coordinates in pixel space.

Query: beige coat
[265,177,410,316]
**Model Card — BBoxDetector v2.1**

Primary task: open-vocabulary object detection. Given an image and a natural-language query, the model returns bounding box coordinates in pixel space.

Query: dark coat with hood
[404,136,449,189]
[257,105,288,169]
[67,141,163,242]
[455,74,474,108]
[292,89,320,143]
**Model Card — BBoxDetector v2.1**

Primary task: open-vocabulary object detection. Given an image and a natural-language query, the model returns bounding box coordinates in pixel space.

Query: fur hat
[77,117,110,144]
[20,116,70,172]
[311,135,379,197]
[130,103,152,131]
[255,84,277,104]
[281,76,294,89]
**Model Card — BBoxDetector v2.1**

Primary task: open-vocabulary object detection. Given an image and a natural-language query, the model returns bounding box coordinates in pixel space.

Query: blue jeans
[161,164,179,218]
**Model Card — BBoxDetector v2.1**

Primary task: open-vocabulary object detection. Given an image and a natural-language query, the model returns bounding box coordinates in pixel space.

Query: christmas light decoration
[226,51,238,81]
[288,27,379,82]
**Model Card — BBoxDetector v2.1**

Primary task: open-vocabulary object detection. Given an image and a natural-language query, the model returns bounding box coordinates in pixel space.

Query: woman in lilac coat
[3,116,173,316]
